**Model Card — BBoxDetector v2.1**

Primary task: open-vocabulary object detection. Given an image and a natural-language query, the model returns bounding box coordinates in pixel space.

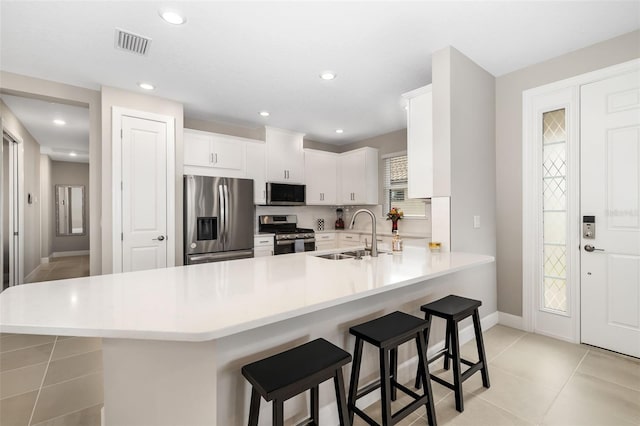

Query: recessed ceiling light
[160,11,186,25]
[53,119,66,126]
[138,82,155,90]
[335,129,344,134]
[320,71,336,80]
[69,152,77,157]
[259,111,270,117]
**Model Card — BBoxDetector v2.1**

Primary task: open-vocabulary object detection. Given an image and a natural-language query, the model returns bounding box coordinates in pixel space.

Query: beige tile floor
[1,325,638,425]
[24,256,90,284]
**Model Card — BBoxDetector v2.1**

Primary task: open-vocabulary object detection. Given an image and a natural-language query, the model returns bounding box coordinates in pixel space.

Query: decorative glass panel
[542,109,568,313]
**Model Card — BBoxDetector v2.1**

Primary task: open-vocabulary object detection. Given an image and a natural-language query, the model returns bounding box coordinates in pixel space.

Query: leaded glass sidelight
[542,109,568,313]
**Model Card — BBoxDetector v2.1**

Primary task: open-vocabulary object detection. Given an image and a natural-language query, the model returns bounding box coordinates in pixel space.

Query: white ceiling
[1,95,90,163]
[1,1,638,144]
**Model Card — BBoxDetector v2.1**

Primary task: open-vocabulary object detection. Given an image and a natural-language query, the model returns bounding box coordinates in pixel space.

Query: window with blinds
[383,154,426,217]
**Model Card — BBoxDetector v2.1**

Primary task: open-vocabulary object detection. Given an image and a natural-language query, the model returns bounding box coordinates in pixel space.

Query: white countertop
[0,248,493,342]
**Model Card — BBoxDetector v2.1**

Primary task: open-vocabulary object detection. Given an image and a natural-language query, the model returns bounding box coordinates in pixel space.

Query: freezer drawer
[185,249,254,265]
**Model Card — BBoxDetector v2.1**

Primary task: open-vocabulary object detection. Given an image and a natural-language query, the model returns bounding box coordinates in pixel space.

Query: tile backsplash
[255,204,431,237]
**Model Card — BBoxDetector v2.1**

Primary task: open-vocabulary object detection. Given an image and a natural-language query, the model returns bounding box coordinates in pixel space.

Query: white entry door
[121,116,168,273]
[581,69,640,357]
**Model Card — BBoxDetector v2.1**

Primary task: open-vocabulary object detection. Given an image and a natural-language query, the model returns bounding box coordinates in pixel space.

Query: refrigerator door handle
[223,183,230,247]
[218,184,226,248]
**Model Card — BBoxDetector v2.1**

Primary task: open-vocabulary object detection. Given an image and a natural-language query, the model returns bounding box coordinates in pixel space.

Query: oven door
[274,238,316,255]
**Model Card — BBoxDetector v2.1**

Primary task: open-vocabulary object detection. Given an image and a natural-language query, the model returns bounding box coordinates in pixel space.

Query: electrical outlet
[473,215,480,229]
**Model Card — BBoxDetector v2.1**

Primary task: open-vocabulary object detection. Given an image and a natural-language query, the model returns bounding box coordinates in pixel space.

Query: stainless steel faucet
[349,209,378,257]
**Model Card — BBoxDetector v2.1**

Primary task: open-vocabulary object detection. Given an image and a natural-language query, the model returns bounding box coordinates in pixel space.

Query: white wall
[40,154,52,259]
[1,100,41,278]
[432,46,498,313]
[495,30,640,316]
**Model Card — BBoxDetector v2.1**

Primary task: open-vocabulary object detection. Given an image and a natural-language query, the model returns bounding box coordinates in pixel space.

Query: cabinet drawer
[338,233,361,242]
[316,233,336,241]
[254,236,274,248]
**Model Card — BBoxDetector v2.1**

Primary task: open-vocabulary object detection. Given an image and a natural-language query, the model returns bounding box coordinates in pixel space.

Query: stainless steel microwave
[266,182,306,206]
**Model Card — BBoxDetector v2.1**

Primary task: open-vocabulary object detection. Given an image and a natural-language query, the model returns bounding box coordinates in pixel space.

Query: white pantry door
[581,69,640,357]
[121,116,168,272]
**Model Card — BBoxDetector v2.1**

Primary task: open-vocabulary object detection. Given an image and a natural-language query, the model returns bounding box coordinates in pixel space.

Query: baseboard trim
[51,250,89,258]
[24,265,42,283]
[498,312,525,330]
[318,310,499,424]
[40,257,50,264]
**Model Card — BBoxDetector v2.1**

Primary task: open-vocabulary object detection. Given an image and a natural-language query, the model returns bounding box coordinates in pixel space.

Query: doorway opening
[1,94,90,284]
[1,128,24,289]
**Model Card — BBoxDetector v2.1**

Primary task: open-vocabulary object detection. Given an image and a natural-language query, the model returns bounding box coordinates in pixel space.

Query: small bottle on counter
[392,230,403,252]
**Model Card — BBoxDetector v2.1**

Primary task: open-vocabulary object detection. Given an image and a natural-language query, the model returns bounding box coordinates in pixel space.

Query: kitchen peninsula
[0,247,494,425]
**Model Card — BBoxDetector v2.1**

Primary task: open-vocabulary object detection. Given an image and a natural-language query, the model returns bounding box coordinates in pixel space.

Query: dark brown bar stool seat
[348,311,437,426]
[242,338,352,425]
[415,295,490,412]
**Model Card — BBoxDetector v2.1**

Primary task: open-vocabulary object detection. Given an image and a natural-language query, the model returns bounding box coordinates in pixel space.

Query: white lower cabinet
[314,233,337,251]
[338,233,363,248]
[254,236,274,257]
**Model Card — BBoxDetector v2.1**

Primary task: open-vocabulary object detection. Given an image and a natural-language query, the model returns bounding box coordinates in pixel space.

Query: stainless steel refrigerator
[184,175,254,264]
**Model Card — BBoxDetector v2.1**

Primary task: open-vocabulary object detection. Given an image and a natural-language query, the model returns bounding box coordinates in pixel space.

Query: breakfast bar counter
[0,247,494,425]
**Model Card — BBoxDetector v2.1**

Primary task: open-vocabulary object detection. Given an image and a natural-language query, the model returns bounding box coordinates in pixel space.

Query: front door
[121,115,168,273]
[581,69,640,357]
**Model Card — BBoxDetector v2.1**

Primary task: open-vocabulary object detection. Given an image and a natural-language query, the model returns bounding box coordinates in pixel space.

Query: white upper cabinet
[402,85,433,198]
[265,127,305,184]
[304,149,338,205]
[339,147,378,205]
[184,129,247,178]
[245,142,267,204]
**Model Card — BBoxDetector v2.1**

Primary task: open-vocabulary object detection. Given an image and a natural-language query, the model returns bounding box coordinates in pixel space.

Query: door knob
[584,244,603,252]
[154,235,165,241]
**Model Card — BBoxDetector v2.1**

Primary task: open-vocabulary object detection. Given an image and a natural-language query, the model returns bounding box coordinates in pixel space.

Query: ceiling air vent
[114,28,152,56]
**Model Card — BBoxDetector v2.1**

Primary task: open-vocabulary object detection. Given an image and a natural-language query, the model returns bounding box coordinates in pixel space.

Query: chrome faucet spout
[349,209,378,257]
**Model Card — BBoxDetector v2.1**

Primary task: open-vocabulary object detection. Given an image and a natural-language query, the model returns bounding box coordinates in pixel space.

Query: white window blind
[383,154,426,217]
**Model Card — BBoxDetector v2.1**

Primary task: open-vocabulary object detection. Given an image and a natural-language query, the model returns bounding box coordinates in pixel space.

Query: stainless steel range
[258,215,315,255]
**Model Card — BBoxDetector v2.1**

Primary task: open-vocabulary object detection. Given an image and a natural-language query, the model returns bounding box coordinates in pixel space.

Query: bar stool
[348,311,437,426]
[415,295,490,412]
[241,338,352,426]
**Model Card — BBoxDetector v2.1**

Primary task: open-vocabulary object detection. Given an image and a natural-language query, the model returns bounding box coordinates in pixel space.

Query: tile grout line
[539,347,590,422]
[28,336,58,426]
[39,368,104,391]
[30,402,104,426]
[0,339,57,356]
[486,330,528,363]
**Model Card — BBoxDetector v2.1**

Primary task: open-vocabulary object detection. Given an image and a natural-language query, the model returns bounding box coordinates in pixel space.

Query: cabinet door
[265,128,305,183]
[407,87,433,198]
[339,151,365,203]
[305,150,337,205]
[211,136,244,171]
[184,131,213,167]
[254,247,273,257]
[246,143,266,204]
